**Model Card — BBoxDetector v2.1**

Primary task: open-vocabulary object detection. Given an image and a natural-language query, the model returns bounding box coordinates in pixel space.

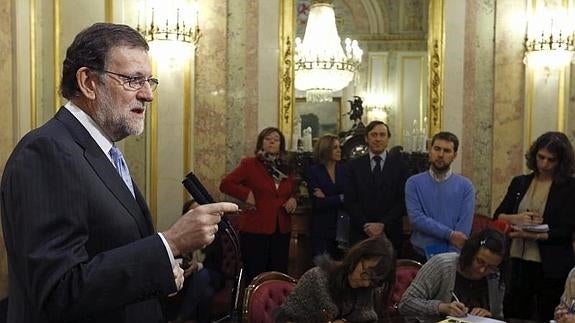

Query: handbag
[336,208,350,250]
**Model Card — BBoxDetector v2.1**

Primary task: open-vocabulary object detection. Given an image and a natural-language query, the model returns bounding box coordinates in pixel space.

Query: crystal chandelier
[295,1,363,102]
[524,6,575,68]
[136,0,201,46]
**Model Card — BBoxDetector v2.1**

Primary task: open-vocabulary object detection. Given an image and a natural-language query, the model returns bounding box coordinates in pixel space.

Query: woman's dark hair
[525,131,575,180]
[459,228,506,273]
[254,127,286,154]
[365,120,391,138]
[313,134,339,165]
[326,236,396,310]
[60,23,149,99]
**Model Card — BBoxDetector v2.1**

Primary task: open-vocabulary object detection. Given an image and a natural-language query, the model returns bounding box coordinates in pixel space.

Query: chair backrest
[242,271,297,323]
[472,214,493,234]
[389,259,422,315]
[489,219,510,234]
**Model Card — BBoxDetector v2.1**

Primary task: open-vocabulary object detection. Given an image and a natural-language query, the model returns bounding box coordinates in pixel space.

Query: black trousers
[240,230,290,284]
[504,258,565,322]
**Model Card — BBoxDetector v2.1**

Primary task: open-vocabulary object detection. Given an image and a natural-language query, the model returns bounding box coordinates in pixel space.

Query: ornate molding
[279,0,294,145]
[428,0,444,136]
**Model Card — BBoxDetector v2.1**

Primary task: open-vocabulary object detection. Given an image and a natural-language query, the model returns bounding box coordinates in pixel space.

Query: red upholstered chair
[242,271,297,323]
[387,259,422,318]
[472,214,493,234]
[489,219,510,234]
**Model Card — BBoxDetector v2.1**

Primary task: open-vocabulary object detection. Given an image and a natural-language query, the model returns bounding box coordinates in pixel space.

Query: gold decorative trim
[428,0,444,136]
[30,0,37,128]
[53,0,61,111]
[279,0,294,146]
[105,0,113,22]
[183,55,194,202]
[524,68,534,153]
[148,61,158,227]
[557,67,566,131]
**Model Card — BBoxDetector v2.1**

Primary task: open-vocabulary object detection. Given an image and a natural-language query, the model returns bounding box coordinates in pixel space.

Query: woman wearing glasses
[398,229,506,320]
[274,236,396,322]
[493,131,575,322]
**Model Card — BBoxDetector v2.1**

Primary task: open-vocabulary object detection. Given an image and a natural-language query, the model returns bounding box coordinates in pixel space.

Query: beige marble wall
[461,0,495,216]
[0,1,14,173]
[193,1,230,200]
[193,0,261,200]
[0,0,12,300]
[225,0,259,173]
[491,0,527,212]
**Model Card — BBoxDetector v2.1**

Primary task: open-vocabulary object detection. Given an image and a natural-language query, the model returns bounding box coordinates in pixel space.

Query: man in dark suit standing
[345,120,409,254]
[0,23,237,323]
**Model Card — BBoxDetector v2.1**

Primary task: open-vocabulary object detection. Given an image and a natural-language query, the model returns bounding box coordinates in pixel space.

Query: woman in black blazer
[494,131,575,322]
[305,134,347,259]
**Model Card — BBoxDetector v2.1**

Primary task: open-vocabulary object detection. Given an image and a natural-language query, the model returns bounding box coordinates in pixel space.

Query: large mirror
[279,0,444,149]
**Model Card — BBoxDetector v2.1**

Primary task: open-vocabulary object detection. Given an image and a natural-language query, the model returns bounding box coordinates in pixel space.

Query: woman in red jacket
[220,127,297,283]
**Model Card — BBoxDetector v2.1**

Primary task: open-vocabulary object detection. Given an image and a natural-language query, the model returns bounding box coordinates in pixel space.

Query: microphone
[182,171,243,322]
[181,172,234,235]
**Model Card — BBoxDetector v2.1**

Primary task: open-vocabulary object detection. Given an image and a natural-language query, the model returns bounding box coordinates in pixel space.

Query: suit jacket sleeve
[344,159,368,228]
[1,136,176,321]
[305,165,343,210]
[381,158,409,225]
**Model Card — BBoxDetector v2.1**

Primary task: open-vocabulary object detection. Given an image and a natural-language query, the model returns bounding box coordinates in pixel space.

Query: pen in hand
[451,291,468,317]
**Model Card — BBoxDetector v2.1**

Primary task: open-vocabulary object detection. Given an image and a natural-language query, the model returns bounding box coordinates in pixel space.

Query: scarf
[256,150,288,183]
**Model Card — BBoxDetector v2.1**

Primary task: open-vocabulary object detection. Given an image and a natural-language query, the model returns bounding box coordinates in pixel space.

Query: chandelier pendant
[295,1,363,102]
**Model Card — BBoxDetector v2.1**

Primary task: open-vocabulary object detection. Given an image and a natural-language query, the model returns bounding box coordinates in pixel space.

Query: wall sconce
[364,93,391,123]
[136,0,201,61]
[524,5,575,68]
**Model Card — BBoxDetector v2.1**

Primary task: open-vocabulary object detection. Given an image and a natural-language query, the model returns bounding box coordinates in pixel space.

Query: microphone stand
[182,171,243,323]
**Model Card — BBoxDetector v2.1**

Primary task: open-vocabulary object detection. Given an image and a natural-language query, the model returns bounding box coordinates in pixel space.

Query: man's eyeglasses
[99,70,159,92]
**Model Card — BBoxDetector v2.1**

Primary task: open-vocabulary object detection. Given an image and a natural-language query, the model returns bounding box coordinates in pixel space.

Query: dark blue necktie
[109,146,135,197]
[373,155,382,177]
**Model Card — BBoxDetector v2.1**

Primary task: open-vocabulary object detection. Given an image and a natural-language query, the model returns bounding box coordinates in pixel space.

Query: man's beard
[431,161,450,173]
[93,86,145,142]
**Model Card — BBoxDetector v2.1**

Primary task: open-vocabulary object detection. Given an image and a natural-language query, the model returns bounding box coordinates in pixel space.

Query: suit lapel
[55,107,153,237]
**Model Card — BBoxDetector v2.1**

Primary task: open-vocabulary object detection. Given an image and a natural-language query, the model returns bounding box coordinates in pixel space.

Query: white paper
[511,224,549,232]
[446,314,506,323]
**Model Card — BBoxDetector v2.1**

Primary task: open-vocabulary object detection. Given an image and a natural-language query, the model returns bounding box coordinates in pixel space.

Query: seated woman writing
[274,236,396,323]
[398,229,506,320]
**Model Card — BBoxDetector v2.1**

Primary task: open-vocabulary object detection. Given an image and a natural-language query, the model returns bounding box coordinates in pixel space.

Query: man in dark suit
[0,23,237,323]
[345,120,409,254]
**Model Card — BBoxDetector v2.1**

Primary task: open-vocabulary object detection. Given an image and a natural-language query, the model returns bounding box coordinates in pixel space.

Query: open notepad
[437,314,506,323]
[511,224,549,232]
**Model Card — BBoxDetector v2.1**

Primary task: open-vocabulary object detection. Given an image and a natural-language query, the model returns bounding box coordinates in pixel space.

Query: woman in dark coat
[305,134,347,258]
[493,131,575,321]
